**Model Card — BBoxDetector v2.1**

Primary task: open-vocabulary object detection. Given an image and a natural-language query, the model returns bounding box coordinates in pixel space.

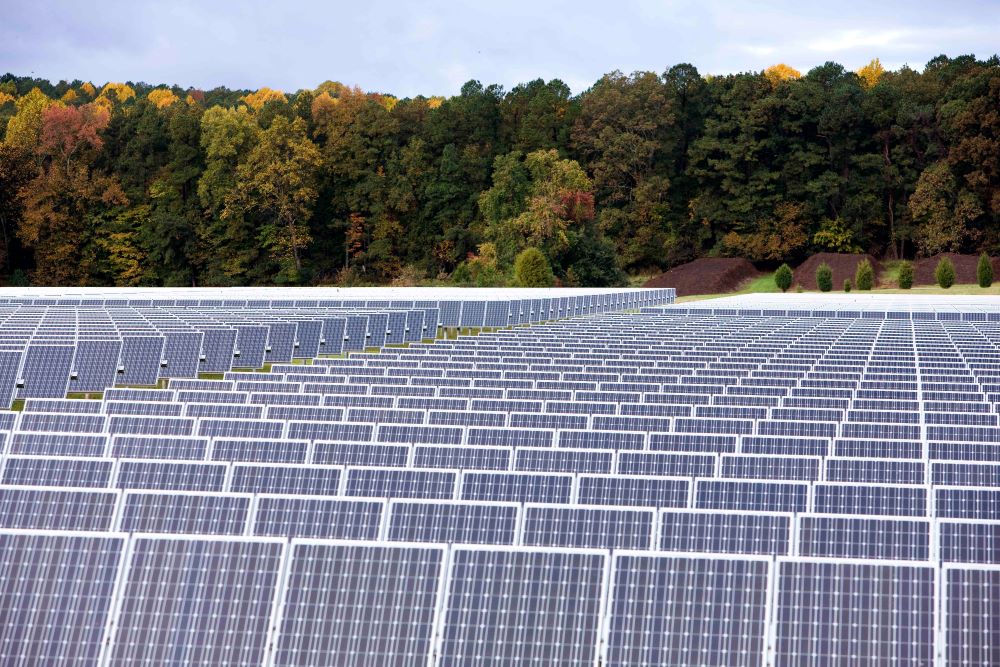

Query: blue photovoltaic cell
[813,484,927,517]
[0,531,125,666]
[607,554,770,667]
[774,560,935,667]
[0,351,22,408]
[522,505,654,550]
[578,475,688,508]
[943,566,1000,667]
[18,345,74,398]
[2,456,113,488]
[230,464,342,496]
[293,320,322,358]
[266,322,297,362]
[798,516,930,560]
[117,336,165,387]
[936,488,1000,520]
[696,480,808,513]
[461,472,572,504]
[346,468,456,500]
[116,460,226,492]
[939,521,1000,563]
[211,438,308,463]
[109,536,284,666]
[253,497,383,539]
[274,542,444,667]
[159,331,201,378]
[72,339,122,391]
[439,548,606,667]
[234,326,268,369]
[387,501,518,545]
[412,445,511,471]
[660,511,791,556]
[120,492,251,534]
[0,487,118,531]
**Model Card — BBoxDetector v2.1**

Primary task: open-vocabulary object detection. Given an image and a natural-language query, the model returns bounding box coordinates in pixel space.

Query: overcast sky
[2,0,998,96]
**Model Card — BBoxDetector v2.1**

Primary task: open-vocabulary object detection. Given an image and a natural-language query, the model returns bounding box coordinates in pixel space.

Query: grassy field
[677,267,1000,302]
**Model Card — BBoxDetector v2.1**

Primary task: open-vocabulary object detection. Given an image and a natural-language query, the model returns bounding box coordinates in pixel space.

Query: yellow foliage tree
[764,63,801,87]
[60,89,78,104]
[242,87,286,111]
[3,88,62,150]
[856,58,885,89]
[147,89,180,109]
[314,81,345,98]
[79,82,97,97]
[0,92,15,107]
[427,96,444,109]
[99,82,136,104]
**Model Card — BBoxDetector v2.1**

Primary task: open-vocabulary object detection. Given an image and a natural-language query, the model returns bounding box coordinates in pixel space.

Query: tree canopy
[1,54,999,286]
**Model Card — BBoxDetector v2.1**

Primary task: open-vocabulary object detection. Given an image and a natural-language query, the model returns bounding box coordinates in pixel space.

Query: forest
[0,55,998,287]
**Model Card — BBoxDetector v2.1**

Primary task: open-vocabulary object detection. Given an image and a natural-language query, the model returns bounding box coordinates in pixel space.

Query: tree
[898,261,914,289]
[855,258,875,290]
[223,116,322,282]
[774,263,792,292]
[936,256,955,288]
[764,64,802,87]
[17,102,127,284]
[816,263,833,292]
[909,162,981,255]
[147,89,180,109]
[856,59,885,89]
[978,253,993,288]
[4,88,60,150]
[514,247,554,287]
[0,144,35,274]
[844,279,852,292]
[479,149,594,266]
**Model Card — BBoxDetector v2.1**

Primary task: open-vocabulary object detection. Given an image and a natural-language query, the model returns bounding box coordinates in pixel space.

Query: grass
[676,260,1000,302]
[676,271,782,303]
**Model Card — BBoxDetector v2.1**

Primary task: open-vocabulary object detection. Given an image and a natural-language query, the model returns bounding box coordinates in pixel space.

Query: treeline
[0,55,998,287]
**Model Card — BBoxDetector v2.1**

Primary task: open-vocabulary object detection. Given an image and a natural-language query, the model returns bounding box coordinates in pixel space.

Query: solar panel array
[3,289,1000,664]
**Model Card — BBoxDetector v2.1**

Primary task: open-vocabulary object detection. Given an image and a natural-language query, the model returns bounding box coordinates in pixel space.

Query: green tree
[855,259,875,290]
[936,256,955,288]
[513,247,555,287]
[816,263,833,292]
[223,116,322,282]
[898,261,914,289]
[774,263,792,292]
[909,162,981,256]
[978,253,993,288]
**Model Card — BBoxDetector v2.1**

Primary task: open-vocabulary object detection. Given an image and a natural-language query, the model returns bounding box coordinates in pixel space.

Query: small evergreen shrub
[844,279,852,292]
[8,269,28,287]
[897,261,914,289]
[855,259,875,291]
[513,247,555,287]
[774,263,793,292]
[936,257,955,289]
[978,253,993,288]
[816,263,833,292]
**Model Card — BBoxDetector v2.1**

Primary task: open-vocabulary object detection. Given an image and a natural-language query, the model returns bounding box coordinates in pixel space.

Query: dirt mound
[914,253,999,285]
[793,253,881,290]
[643,258,760,296]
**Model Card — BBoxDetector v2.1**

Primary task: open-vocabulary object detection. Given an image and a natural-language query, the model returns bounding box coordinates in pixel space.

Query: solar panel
[660,509,791,556]
[773,558,935,667]
[798,515,930,560]
[72,339,122,391]
[522,505,654,549]
[387,499,518,545]
[438,547,606,666]
[18,344,74,398]
[117,336,165,387]
[108,535,284,666]
[159,331,201,378]
[0,530,125,666]
[119,491,251,534]
[0,487,118,531]
[273,541,445,667]
[942,565,1000,667]
[606,553,770,667]
[0,350,21,408]
[253,496,383,539]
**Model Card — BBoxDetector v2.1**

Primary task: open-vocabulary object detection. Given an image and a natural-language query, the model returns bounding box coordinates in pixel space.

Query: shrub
[513,247,555,287]
[8,269,28,287]
[816,263,833,292]
[978,253,993,288]
[936,256,955,289]
[855,259,875,291]
[774,263,792,292]
[897,261,914,289]
[843,279,852,292]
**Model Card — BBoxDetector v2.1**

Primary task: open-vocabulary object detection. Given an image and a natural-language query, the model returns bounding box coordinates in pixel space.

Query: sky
[2,0,998,97]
